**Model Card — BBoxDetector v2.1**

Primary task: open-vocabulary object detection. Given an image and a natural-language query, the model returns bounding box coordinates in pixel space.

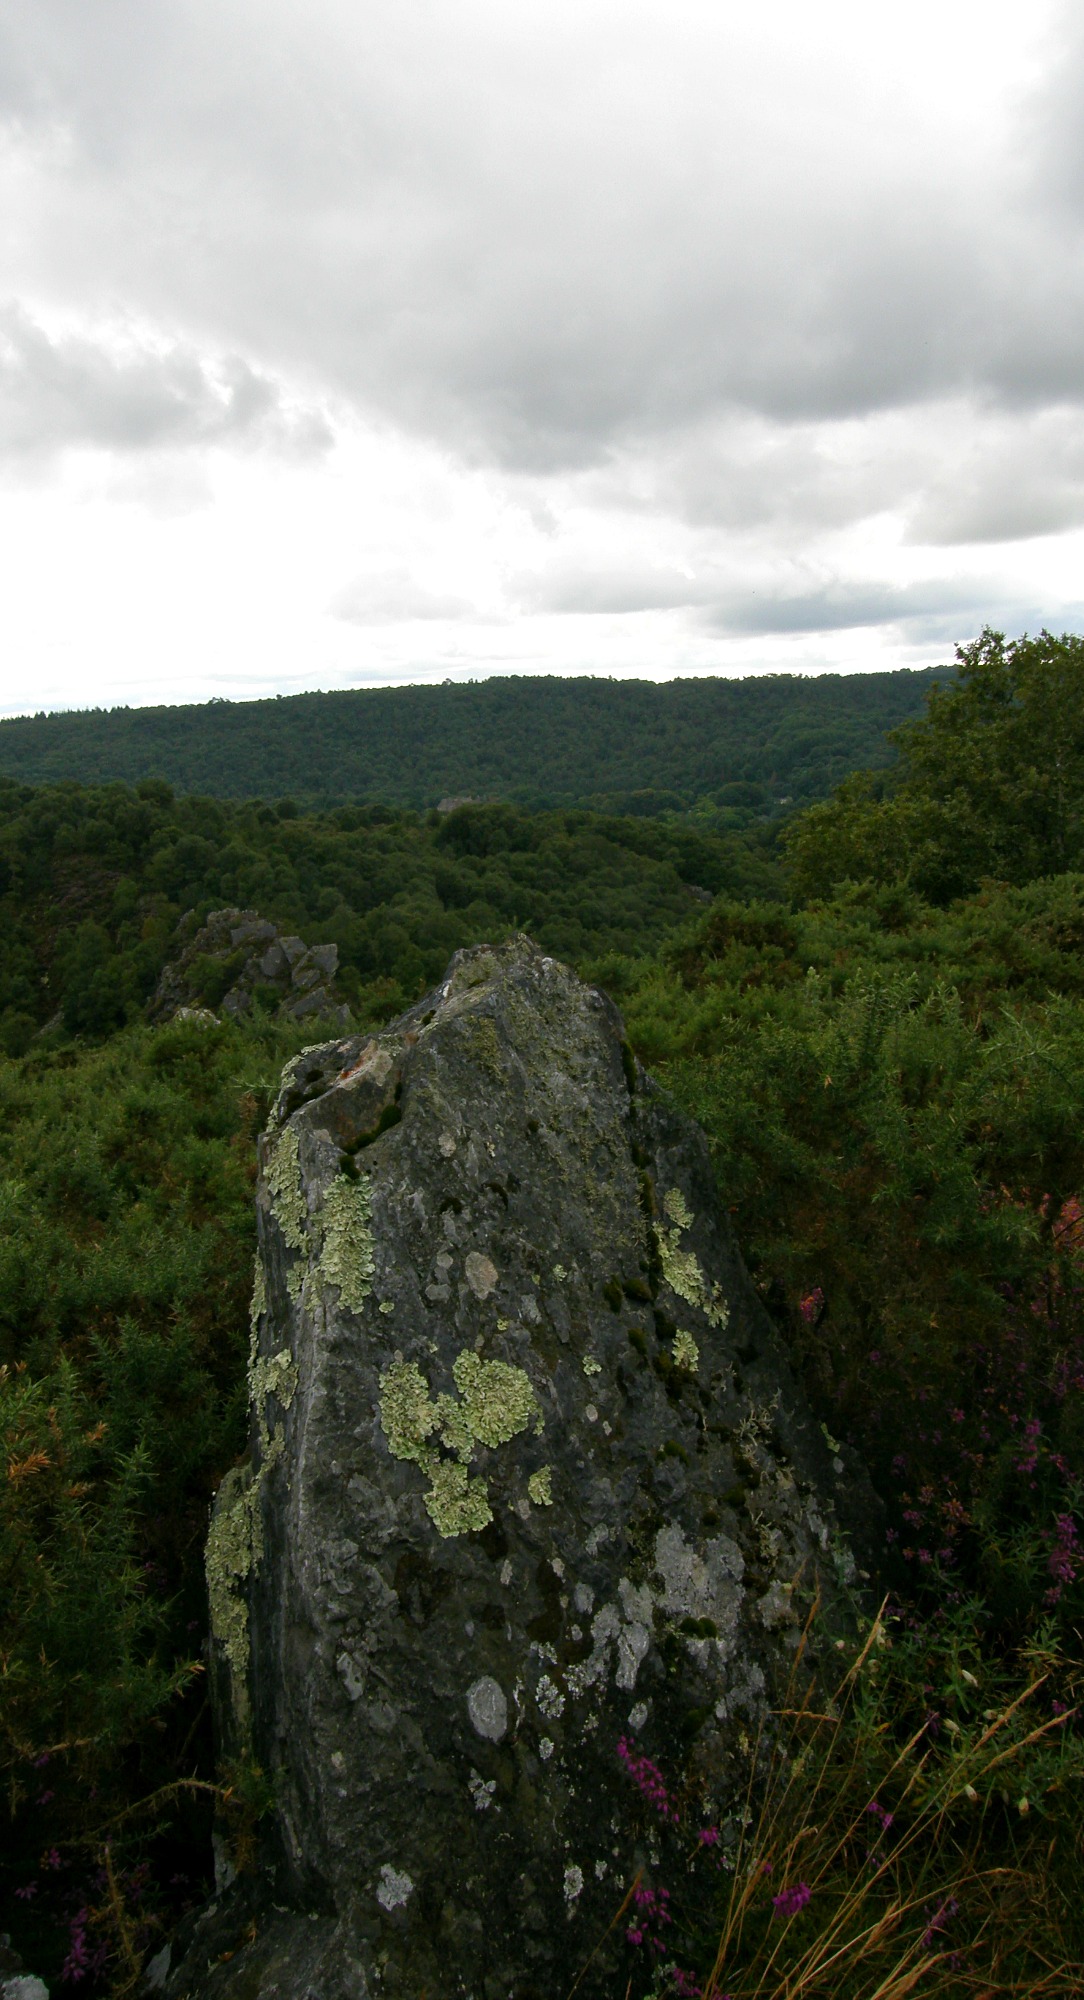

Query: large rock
[186,937,865,2000]
[149,907,350,1031]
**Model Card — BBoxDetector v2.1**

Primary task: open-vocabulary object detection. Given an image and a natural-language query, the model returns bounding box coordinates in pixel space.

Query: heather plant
[597,1600,1084,1998]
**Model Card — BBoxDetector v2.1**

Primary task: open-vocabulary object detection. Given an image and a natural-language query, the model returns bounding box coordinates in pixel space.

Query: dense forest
[0,668,944,814]
[3,632,1084,1996]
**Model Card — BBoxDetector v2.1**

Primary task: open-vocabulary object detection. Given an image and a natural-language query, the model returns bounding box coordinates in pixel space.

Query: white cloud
[0,0,1081,711]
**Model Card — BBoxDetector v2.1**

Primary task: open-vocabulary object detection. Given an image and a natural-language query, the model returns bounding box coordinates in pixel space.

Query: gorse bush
[601,878,1084,1646]
[0,1014,315,1984]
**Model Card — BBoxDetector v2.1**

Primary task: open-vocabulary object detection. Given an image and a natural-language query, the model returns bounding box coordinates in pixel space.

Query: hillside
[0,668,945,812]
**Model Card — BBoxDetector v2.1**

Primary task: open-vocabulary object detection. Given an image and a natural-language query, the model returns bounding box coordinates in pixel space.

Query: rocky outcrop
[149,908,350,1031]
[176,937,867,2000]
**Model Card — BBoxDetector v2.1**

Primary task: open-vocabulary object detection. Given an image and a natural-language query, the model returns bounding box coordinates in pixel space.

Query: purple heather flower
[772,1882,812,1918]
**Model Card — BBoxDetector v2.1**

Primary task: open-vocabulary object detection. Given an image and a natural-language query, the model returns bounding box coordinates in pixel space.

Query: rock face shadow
[175,936,866,2000]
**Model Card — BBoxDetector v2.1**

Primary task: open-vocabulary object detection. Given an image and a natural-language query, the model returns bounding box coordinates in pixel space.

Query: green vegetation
[789,629,1084,901]
[0,668,943,813]
[0,779,782,1058]
[2,635,1083,1993]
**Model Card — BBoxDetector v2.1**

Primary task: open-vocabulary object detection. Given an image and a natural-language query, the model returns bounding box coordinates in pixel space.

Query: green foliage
[0,779,782,1051]
[788,629,1084,901]
[0,1015,312,1985]
[0,669,942,812]
[5,637,1084,1991]
[605,876,1084,1638]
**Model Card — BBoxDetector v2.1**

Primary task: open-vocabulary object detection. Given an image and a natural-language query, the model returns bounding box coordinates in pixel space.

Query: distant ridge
[0,669,946,811]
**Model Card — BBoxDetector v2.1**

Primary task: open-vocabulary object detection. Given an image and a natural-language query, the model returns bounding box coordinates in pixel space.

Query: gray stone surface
[148,907,351,1031]
[183,936,866,2000]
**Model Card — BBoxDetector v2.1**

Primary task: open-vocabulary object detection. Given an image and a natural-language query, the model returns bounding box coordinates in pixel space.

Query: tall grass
[602,1598,1083,2000]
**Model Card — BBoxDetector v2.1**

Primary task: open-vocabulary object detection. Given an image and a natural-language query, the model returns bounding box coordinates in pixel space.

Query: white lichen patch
[655,1189,729,1330]
[468,1771,497,1811]
[563,1865,584,1904]
[672,1330,700,1373]
[378,1350,543,1537]
[527,1466,553,1507]
[376,1864,415,1912]
[535,1673,565,1721]
[467,1675,508,1741]
[539,1736,554,1761]
[319,1175,374,1313]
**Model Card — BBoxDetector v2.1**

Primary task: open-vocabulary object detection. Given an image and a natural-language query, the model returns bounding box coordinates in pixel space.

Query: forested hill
[0,667,945,811]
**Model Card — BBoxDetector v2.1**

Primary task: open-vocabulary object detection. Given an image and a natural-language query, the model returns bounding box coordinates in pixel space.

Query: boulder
[180,937,866,2000]
[148,908,351,1031]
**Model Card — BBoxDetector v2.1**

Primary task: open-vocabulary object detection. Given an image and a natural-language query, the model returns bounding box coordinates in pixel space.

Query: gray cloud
[330,570,476,624]
[0,0,1082,694]
[2,2,1082,471]
[700,576,1013,638]
[0,302,332,462]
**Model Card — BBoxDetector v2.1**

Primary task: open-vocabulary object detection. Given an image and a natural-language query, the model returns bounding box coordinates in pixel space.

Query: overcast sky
[1,0,1082,715]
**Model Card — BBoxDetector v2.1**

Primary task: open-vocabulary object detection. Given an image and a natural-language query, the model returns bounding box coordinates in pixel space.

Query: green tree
[787,629,1084,901]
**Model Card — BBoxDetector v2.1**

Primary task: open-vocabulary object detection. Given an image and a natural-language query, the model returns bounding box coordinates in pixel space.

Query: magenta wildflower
[772,1881,812,1918]
[697,1825,720,1846]
[616,1737,680,1824]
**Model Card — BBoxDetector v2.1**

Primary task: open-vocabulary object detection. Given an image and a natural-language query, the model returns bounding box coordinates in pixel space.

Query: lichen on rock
[672,1329,700,1372]
[319,1174,374,1312]
[265,1127,307,1254]
[656,1186,730,1329]
[378,1347,542,1535]
[205,1464,260,1714]
[185,935,870,2000]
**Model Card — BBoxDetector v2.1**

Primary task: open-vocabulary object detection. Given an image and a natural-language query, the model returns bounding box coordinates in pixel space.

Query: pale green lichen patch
[250,1347,299,1438]
[266,1128,308,1253]
[452,1350,541,1447]
[378,1350,543,1537]
[425,1459,493,1536]
[672,1330,700,1373]
[380,1359,439,1465]
[664,1187,694,1230]
[320,1175,374,1313]
[656,1190,729,1330]
[206,1465,262,1724]
[582,1355,602,1377]
[248,1258,267,1369]
[527,1466,553,1506]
